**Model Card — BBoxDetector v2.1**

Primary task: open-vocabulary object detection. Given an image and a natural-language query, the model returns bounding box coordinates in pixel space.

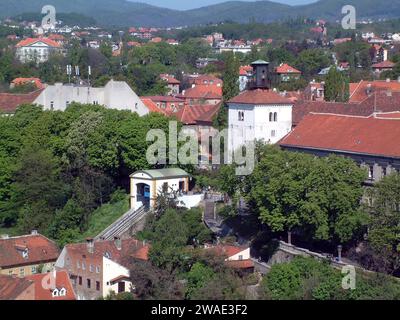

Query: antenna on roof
[88,65,91,86]
[66,65,72,84]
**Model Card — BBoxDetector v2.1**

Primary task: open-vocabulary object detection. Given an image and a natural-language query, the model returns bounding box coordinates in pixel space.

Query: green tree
[324,67,349,102]
[368,173,400,273]
[185,262,215,299]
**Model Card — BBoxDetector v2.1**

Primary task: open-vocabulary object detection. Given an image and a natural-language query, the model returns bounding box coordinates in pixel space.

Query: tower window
[274,112,278,122]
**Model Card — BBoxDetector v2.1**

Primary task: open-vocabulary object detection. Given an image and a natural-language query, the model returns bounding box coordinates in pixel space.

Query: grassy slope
[78,197,129,241]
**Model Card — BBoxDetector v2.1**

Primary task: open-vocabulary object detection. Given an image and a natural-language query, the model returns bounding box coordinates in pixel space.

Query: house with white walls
[227,60,294,158]
[33,80,149,115]
[55,238,149,300]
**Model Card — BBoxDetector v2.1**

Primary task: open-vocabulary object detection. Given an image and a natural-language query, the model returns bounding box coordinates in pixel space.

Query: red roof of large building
[0,234,60,269]
[275,63,301,74]
[0,275,34,300]
[25,271,76,300]
[0,89,43,114]
[141,98,167,115]
[293,91,400,125]
[280,113,400,158]
[16,37,61,48]
[229,89,293,105]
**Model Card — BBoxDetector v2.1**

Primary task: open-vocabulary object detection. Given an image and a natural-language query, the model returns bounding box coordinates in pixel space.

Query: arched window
[269,112,273,122]
[274,112,278,122]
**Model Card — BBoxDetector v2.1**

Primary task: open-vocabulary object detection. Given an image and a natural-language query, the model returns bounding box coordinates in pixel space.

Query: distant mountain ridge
[1,0,400,27]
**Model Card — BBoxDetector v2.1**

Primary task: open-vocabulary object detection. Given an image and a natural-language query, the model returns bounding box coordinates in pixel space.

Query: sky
[133,0,318,10]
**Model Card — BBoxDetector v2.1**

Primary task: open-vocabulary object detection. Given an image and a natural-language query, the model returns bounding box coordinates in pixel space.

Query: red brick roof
[275,63,301,74]
[372,60,395,69]
[0,234,60,269]
[16,37,61,48]
[176,103,221,125]
[26,271,76,300]
[280,113,400,158]
[189,75,223,87]
[0,89,43,113]
[229,89,293,105]
[0,275,34,300]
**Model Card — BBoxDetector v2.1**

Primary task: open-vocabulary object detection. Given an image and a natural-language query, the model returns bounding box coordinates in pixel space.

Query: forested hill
[1,0,400,27]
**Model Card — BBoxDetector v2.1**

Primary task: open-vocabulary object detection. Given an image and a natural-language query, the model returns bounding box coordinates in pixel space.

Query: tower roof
[251,60,269,65]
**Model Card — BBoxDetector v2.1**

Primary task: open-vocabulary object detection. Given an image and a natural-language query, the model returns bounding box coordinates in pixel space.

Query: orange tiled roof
[11,78,44,89]
[229,89,293,105]
[371,60,395,69]
[0,275,34,300]
[349,80,400,102]
[26,271,76,300]
[280,113,400,158]
[0,234,60,269]
[275,63,301,74]
[16,37,61,48]
[176,103,221,125]
[225,259,254,269]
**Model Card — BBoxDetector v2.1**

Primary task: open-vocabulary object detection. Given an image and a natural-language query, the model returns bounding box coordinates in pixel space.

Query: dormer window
[22,248,29,259]
[59,288,66,297]
[52,289,59,297]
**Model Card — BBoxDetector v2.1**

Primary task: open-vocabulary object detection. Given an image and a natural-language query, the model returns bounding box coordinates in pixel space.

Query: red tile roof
[26,271,76,300]
[239,65,253,76]
[0,275,34,300]
[372,60,395,69]
[206,245,247,258]
[145,95,184,103]
[176,103,221,125]
[160,74,180,85]
[225,259,254,269]
[178,86,222,100]
[141,98,167,115]
[280,113,400,158]
[275,63,301,74]
[349,80,400,102]
[0,89,43,113]
[11,78,44,89]
[0,234,60,269]
[229,89,293,105]
[64,238,149,269]
[293,91,400,125]
[16,37,61,48]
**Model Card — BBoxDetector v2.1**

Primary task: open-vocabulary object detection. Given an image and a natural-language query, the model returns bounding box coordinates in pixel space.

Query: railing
[95,206,149,241]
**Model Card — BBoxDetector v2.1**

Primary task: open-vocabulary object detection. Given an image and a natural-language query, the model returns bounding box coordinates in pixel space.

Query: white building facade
[34,80,149,115]
[15,38,63,63]
[228,61,294,158]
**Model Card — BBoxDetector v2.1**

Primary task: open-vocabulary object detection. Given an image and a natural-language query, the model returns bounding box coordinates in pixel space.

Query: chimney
[86,238,94,254]
[114,237,122,251]
[366,83,372,96]
[386,78,391,83]
[31,230,38,235]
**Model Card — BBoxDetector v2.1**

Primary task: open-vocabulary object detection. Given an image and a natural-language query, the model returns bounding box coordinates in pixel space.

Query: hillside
[0,0,400,27]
